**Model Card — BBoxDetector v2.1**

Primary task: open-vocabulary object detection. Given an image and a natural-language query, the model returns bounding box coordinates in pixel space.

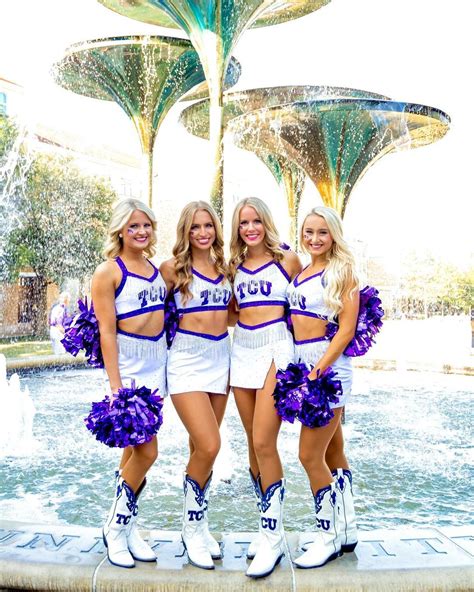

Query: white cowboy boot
[182,473,214,570]
[126,478,157,562]
[247,469,263,560]
[294,482,342,569]
[102,476,135,568]
[333,468,358,552]
[200,472,222,559]
[246,479,285,579]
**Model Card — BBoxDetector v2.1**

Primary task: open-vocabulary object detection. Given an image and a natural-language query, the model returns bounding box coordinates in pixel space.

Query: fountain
[96,0,331,218]
[180,85,391,245]
[0,354,37,457]
[227,98,451,217]
[52,35,240,207]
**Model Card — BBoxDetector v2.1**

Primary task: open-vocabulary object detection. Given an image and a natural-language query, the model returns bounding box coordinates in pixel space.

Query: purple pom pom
[274,363,309,423]
[164,294,180,348]
[61,298,103,368]
[273,364,342,428]
[325,285,384,357]
[85,384,164,448]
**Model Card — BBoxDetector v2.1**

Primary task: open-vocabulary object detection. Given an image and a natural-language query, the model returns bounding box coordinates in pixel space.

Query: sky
[0,0,472,269]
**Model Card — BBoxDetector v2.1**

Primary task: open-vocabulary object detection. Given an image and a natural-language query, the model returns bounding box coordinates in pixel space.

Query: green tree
[1,127,115,334]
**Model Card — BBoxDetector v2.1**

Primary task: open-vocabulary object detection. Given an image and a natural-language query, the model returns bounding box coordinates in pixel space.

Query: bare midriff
[291,315,328,342]
[118,309,165,337]
[239,304,285,327]
[179,309,228,336]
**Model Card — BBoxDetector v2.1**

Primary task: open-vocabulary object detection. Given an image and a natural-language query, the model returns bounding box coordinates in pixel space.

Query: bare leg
[233,386,259,478]
[299,408,343,493]
[187,393,228,460]
[325,419,349,472]
[121,436,158,493]
[172,391,221,488]
[252,362,282,491]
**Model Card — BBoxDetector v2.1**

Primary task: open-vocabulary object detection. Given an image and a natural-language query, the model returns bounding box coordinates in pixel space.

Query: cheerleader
[160,201,232,570]
[287,206,359,569]
[228,197,301,578]
[91,199,168,568]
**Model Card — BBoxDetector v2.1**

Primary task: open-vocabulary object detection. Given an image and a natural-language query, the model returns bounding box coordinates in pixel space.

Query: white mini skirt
[167,328,230,395]
[294,337,352,409]
[114,329,168,397]
[230,318,294,390]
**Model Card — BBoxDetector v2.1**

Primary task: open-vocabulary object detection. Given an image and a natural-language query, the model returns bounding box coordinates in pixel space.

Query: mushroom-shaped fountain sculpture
[53,35,240,207]
[180,86,390,245]
[227,98,450,218]
[97,0,331,218]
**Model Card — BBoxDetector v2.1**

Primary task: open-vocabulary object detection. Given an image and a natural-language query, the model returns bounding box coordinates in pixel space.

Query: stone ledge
[0,521,473,591]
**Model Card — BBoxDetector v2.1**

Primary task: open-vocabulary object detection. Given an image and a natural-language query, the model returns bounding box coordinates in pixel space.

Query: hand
[307,368,320,382]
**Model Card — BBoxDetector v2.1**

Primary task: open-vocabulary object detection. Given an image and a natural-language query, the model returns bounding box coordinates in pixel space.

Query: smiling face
[189,209,216,251]
[302,214,334,260]
[121,209,153,251]
[238,205,266,248]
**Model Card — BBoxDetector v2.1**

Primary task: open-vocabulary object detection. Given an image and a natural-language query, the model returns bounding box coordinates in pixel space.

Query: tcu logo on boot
[116,514,132,525]
[187,509,205,521]
[261,517,277,531]
[316,518,331,531]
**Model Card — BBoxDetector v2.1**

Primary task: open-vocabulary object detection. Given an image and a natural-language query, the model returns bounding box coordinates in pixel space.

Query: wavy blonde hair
[103,198,157,259]
[300,206,359,320]
[172,201,227,303]
[229,197,285,280]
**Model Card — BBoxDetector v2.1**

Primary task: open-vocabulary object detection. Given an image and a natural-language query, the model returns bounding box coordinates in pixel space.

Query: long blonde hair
[229,197,285,280]
[300,206,359,319]
[172,201,227,302]
[103,198,157,259]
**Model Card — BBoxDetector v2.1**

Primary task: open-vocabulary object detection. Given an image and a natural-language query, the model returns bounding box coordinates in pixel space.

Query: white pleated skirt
[167,329,230,395]
[294,337,352,409]
[230,319,294,390]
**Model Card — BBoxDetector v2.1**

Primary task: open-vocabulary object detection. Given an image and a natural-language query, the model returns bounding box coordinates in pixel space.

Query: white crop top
[115,257,167,321]
[174,268,232,314]
[233,260,290,309]
[287,268,331,320]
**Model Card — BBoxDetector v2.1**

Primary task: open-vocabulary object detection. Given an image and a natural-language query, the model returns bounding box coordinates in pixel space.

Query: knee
[253,435,277,460]
[299,448,320,473]
[195,438,221,464]
[134,443,158,467]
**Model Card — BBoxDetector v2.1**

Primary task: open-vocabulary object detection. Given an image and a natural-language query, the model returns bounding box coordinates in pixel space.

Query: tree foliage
[1,117,115,286]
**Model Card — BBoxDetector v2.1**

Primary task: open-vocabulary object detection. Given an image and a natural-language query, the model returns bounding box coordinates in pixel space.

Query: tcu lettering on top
[289,290,306,310]
[138,285,166,308]
[236,280,272,300]
[200,287,232,306]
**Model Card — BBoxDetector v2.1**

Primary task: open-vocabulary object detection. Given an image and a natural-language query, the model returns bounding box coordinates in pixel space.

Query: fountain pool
[1,365,472,533]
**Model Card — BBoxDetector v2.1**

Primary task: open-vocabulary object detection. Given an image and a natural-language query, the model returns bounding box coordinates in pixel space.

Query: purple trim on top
[192,268,224,285]
[178,305,228,314]
[293,267,325,287]
[115,256,158,281]
[239,300,286,309]
[116,304,164,320]
[176,328,228,341]
[274,260,291,283]
[290,309,328,321]
[237,317,286,331]
[115,257,127,298]
[114,257,160,297]
[294,335,328,345]
[117,328,165,341]
[238,260,274,275]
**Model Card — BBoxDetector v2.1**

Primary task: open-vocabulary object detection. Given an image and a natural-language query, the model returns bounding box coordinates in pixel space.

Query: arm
[91,262,122,393]
[227,296,239,327]
[308,284,359,380]
[159,258,177,294]
[282,250,303,280]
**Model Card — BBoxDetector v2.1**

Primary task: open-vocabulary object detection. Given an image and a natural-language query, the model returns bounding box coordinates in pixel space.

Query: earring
[119,234,123,238]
